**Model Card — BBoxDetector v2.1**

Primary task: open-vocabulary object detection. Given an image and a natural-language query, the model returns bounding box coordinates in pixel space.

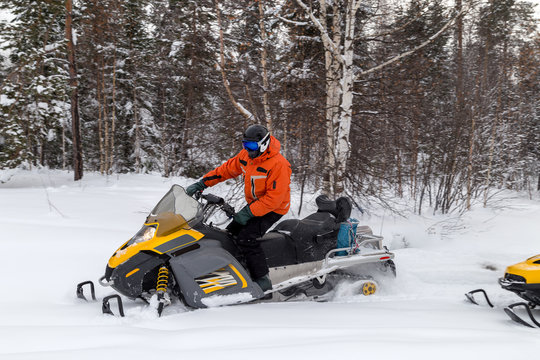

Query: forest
[0,0,539,214]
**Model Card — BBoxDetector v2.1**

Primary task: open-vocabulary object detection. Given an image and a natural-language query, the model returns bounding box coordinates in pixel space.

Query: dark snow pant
[227,211,283,280]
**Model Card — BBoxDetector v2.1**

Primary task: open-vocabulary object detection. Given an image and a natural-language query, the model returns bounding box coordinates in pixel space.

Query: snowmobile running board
[267,250,393,295]
[465,289,540,328]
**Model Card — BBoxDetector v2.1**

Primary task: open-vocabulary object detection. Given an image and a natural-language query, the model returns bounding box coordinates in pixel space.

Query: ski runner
[186,124,292,292]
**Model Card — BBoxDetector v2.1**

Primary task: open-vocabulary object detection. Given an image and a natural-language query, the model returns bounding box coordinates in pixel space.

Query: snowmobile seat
[265,215,338,264]
[259,196,354,267]
[259,231,297,267]
[304,211,335,223]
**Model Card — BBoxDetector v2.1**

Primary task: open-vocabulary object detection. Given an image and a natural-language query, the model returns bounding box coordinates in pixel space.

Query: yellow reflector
[126,268,140,278]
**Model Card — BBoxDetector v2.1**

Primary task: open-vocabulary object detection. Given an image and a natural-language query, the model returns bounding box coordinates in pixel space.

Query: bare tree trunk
[480,23,493,206]
[62,121,66,170]
[244,84,258,118]
[102,70,110,174]
[396,148,403,197]
[97,61,104,174]
[258,0,273,131]
[133,86,141,173]
[483,103,499,206]
[466,111,475,209]
[411,109,420,202]
[215,0,254,121]
[455,0,473,209]
[160,84,170,177]
[110,50,117,174]
[66,0,83,180]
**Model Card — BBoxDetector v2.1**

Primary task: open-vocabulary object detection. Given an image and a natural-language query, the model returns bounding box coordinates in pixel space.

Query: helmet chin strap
[247,149,260,159]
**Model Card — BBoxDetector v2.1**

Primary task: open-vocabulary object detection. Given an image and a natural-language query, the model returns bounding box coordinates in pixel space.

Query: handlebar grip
[201,193,224,205]
[222,204,236,218]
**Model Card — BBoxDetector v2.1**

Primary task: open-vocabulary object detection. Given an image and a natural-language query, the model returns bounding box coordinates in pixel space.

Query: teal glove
[233,205,254,225]
[185,180,206,196]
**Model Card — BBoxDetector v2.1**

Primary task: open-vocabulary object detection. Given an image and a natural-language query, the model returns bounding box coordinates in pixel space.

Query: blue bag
[336,218,358,256]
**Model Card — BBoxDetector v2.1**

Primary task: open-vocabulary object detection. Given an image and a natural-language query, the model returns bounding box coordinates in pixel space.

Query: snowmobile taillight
[379,256,391,260]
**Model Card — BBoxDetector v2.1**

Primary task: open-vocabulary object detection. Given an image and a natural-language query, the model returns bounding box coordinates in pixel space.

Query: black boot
[255,274,273,294]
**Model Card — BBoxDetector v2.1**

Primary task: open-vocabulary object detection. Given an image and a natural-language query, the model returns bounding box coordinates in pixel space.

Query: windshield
[150,185,201,222]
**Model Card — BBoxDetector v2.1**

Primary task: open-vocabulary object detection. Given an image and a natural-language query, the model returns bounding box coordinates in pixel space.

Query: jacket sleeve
[249,161,291,217]
[201,153,243,187]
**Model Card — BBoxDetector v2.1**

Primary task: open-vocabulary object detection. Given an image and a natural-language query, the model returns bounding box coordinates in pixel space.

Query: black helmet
[242,124,270,159]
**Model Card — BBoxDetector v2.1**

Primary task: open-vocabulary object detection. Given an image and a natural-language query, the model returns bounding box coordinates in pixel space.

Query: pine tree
[471,0,538,196]
[148,0,225,177]
[0,0,70,169]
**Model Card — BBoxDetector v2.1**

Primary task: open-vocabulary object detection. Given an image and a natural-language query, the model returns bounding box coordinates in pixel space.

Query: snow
[201,293,256,307]
[1,168,540,359]
[0,94,16,106]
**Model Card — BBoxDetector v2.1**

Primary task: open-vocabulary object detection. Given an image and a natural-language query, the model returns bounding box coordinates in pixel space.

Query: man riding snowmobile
[186,124,291,292]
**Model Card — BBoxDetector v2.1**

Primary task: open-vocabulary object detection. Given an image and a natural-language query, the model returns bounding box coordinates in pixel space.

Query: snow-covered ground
[1,169,540,359]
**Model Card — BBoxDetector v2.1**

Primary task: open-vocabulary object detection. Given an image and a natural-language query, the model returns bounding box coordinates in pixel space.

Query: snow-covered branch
[294,0,345,64]
[355,2,474,80]
[214,0,255,122]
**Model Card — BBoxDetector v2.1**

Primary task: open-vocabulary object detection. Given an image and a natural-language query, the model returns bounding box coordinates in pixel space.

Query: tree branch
[214,0,255,121]
[294,0,345,64]
[355,1,474,80]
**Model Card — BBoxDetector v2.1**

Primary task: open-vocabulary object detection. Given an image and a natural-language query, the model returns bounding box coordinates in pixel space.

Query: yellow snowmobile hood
[505,254,540,284]
[108,212,204,269]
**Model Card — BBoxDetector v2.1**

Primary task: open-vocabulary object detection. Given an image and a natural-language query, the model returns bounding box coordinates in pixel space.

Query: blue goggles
[242,140,260,151]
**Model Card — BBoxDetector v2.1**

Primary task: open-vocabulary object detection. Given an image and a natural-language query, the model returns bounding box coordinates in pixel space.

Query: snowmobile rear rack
[504,302,540,328]
[465,289,494,308]
[76,281,96,301]
[102,294,125,317]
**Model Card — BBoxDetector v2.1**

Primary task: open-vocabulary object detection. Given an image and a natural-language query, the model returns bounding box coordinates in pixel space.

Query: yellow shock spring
[156,266,169,294]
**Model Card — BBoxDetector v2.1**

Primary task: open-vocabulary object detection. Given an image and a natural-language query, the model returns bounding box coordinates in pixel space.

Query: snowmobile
[77,184,396,317]
[465,254,540,328]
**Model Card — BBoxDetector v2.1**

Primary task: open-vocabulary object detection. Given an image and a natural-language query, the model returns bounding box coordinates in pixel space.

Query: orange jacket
[201,136,291,217]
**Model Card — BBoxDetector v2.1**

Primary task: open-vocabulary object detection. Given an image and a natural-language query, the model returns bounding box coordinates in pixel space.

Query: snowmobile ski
[466,254,540,328]
[76,280,96,301]
[465,289,494,307]
[102,294,125,317]
[503,302,540,328]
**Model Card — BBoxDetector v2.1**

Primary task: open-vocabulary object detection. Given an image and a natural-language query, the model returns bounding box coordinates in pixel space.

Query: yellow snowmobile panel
[505,254,540,284]
[108,223,204,269]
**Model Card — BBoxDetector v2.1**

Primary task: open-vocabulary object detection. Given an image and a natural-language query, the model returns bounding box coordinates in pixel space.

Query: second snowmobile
[77,185,396,316]
[466,254,540,327]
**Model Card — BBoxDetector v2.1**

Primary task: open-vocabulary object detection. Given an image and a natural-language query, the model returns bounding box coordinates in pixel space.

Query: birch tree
[294,0,361,195]
[294,0,472,196]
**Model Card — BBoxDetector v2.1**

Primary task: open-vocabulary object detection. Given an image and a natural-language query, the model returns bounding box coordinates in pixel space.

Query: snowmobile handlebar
[200,193,236,219]
[201,193,224,205]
